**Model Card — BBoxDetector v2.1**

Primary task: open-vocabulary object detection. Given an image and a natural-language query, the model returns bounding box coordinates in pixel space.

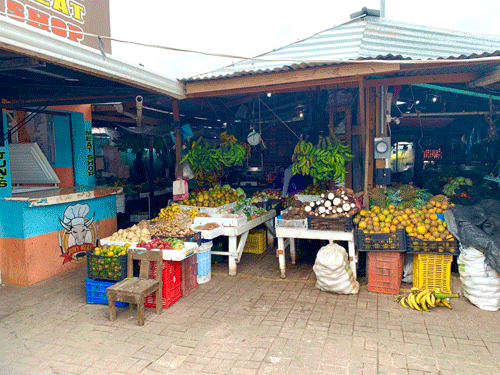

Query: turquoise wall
[53,115,73,169]
[0,194,116,239]
[72,117,95,186]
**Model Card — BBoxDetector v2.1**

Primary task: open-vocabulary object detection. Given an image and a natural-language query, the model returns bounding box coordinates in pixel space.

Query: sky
[109,0,500,80]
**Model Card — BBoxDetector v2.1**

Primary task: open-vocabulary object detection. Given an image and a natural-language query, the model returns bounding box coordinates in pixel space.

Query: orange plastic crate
[367,251,404,295]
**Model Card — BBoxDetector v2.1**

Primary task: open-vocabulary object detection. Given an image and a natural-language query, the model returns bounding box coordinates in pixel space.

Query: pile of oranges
[353,198,455,240]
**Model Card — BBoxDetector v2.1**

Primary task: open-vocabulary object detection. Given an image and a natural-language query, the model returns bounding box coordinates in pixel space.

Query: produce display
[89,244,130,280]
[442,176,473,196]
[105,221,151,243]
[397,287,459,311]
[137,237,185,250]
[251,190,282,203]
[370,184,433,209]
[301,188,360,218]
[152,203,199,222]
[354,195,455,238]
[302,180,331,195]
[180,185,244,207]
[291,135,353,183]
[229,199,268,221]
[180,133,251,185]
[281,200,310,220]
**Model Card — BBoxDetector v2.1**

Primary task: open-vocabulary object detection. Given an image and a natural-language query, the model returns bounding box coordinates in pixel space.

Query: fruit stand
[211,209,277,276]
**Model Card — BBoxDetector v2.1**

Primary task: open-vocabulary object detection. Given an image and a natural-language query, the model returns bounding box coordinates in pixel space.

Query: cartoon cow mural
[58,203,98,264]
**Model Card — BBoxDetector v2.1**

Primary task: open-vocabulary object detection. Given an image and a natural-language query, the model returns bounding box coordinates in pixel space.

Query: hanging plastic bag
[313,240,359,294]
[458,245,500,311]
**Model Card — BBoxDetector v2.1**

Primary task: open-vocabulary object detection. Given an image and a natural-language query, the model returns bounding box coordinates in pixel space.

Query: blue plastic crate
[86,278,128,307]
[197,248,211,284]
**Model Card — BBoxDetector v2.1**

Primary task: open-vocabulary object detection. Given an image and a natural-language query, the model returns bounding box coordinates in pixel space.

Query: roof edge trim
[0,17,186,100]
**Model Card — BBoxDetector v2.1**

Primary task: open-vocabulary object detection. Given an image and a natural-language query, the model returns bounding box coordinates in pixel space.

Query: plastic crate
[307,216,353,231]
[406,235,458,255]
[242,229,267,254]
[355,229,406,252]
[181,255,199,296]
[144,260,182,309]
[197,247,212,284]
[367,251,405,295]
[86,278,128,307]
[86,251,127,282]
[413,254,452,293]
[155,232,202,246]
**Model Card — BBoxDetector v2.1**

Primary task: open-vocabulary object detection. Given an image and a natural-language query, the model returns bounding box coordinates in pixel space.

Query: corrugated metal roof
[187,16,500,81]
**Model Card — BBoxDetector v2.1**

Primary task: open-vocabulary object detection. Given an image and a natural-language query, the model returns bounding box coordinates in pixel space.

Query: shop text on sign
[0,151,8,188]
[6,0,86,43]
[86,130,94,177]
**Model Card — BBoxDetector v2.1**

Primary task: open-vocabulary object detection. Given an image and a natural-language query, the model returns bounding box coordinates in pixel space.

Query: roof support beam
[468,69,500,88]
[185,63,400,97]
[365,72,478,87]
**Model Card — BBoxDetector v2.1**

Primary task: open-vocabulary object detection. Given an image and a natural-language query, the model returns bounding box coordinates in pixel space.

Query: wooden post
[172,99,182,178]
[148,136,155,219]
[359,79,369,207]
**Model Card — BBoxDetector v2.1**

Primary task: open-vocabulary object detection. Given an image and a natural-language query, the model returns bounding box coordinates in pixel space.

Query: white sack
[402,253,414,283]
[458,245,500,311]
[313,241,359,294]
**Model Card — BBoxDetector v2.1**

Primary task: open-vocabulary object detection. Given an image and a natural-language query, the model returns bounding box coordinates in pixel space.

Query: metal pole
[380,0,385,17]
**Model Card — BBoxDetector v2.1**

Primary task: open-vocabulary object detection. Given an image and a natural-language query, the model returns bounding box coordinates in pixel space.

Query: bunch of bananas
[151,203,182,222]
[181,133,250,186]
[397,287,459,312]
[291,136,354,184]
[151,204,200,222]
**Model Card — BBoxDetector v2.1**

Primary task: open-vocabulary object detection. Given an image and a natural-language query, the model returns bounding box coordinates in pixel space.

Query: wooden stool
[106,248,163,326]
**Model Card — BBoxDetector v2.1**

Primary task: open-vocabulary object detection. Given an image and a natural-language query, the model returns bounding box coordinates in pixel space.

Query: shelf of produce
[100,239,138,247]
[131,242,198,261]
[211,210,277,276]
[275,226,356,279]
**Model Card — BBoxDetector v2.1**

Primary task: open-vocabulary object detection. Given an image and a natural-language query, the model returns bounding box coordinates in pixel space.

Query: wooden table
[211,210,277,276]
[275,227,357,279]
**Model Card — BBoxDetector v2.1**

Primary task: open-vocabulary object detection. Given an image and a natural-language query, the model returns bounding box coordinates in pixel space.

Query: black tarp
[446,200,500,272]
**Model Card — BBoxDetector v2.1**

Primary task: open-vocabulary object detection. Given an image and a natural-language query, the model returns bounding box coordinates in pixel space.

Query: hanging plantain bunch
[113,132,149,154]
[181,132,250,186]
[291,135,354,184]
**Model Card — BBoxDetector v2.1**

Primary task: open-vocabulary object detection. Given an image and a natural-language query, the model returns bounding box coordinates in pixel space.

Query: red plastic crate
[144,260,182,309]
[367,251,404,295]
[181,255,198,296]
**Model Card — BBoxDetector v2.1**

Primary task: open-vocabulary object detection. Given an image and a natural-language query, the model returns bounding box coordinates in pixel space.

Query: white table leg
[228,236,238,276]
[277,237,286,278]
[290,238,296,265]
[348,239,357,279]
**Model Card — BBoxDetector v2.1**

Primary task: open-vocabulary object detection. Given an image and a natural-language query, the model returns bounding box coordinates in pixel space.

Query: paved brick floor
[2,245,500,375]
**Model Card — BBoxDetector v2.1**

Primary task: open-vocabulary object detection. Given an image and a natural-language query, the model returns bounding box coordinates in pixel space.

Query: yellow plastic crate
[243,229,267,254]
[413,254,452,293]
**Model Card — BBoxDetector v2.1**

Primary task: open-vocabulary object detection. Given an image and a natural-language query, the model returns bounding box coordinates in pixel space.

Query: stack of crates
[243,229,267,254]
[143,260,182,309]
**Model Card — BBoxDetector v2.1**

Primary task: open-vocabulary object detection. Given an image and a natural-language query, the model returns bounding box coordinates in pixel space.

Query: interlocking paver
[2,249,500,375]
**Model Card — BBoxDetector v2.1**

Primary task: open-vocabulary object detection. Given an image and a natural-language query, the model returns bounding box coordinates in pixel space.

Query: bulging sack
[458,246,500,311]
[313,241,359,294]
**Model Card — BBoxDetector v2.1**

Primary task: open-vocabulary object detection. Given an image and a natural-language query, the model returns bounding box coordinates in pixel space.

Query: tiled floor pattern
[1,247,500,375]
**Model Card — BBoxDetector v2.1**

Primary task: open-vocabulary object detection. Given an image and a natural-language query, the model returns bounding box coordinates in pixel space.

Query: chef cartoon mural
[58,203,98,264]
